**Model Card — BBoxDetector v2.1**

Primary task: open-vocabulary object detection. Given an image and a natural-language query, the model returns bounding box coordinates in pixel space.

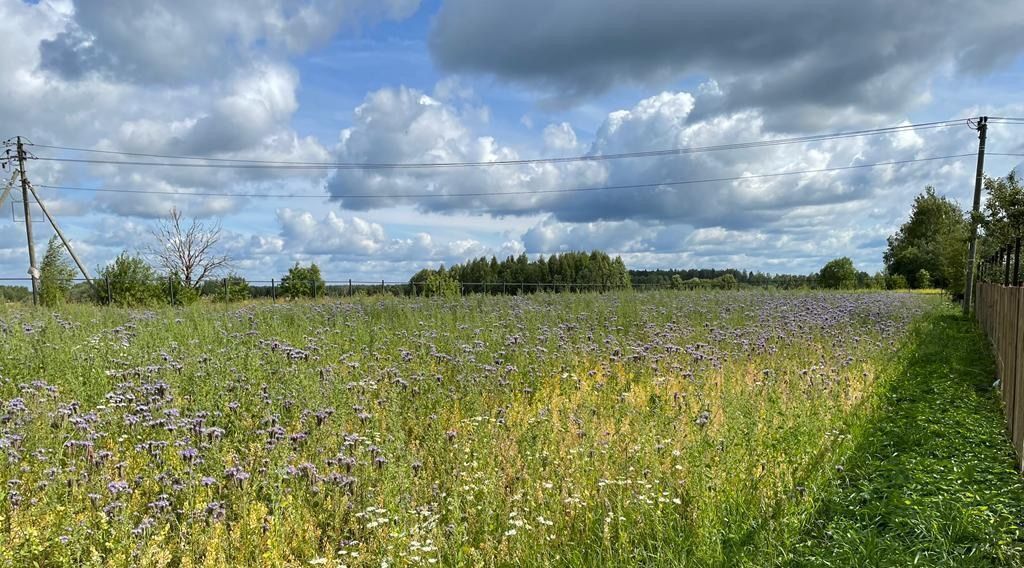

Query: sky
[1,0,1024,283]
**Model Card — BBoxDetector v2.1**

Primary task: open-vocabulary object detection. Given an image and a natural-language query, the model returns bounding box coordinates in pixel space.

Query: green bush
[713,274,738,290]
[97,252,160,307]
[163,276,200,306]
[203,273,251,302]
[885,273,909,290]
[915,269,932,289]
[279,263,325,299]
[0,285,31,303]
[422,270,461,298]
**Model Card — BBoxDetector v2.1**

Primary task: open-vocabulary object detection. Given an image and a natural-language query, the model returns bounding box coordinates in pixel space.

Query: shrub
[203,273,251,302]
[886,274,909,290]
[97,252,160,307]
[713,274,738,290]
[163,276,200,306]
[279,263,325,299]
[915,269,933,289]
[0,285,31,303]
[423,270,461,298]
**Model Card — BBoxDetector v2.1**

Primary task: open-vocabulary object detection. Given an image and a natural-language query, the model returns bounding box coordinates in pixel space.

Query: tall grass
[0,291,933,566]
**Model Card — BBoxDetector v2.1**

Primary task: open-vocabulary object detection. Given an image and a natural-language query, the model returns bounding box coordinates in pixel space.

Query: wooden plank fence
[975,282,1024,469]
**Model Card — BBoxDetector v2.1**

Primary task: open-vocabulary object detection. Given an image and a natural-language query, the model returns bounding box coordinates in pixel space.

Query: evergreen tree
[410,250,631,294]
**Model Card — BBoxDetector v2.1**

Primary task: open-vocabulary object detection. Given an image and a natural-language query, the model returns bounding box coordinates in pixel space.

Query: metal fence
[0,275,809,305]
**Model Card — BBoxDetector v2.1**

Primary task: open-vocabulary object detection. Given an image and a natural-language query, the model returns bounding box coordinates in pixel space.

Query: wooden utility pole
[4,137,96,301]
[964,116,989,315]
[16,137,39,306]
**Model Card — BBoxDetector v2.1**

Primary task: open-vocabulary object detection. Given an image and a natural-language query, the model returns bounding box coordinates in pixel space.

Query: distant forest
[410,251,631,291]
[629,268,821,289]
[409,251,842,293]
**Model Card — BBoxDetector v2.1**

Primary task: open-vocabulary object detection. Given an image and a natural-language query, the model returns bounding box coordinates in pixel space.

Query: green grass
[2,292,1022,566]
[786,307,1024,567]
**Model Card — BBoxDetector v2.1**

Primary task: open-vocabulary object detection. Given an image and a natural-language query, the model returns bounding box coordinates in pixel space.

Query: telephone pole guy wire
[3,136,96,305]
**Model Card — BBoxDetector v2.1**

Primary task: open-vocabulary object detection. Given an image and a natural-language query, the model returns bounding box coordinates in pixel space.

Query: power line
[25,119,970,170]
[36,153,974,200]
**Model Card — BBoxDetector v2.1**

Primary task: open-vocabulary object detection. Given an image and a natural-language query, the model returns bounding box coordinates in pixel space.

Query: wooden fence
[975,282,1024,469]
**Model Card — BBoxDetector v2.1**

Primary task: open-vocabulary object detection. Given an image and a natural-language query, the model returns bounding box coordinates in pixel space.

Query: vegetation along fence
[975,237,1024,470]
[0,275,819,306]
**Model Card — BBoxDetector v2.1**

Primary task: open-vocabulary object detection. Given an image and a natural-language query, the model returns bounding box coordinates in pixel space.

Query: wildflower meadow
[0,291,951,565]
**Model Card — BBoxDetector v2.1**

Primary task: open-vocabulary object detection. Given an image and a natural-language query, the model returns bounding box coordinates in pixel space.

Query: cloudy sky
[2,0,1024,283]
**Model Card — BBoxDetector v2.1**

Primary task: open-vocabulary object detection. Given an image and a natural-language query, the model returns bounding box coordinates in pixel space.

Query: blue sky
[1,0,1023,283]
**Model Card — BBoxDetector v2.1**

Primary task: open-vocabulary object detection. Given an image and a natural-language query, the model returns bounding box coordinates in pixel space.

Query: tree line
[14,170,1021,305]
[630,269,819,289]
[409,251,631,296]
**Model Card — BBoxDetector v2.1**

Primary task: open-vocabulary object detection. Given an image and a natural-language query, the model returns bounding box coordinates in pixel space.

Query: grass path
[786,309,1024,566]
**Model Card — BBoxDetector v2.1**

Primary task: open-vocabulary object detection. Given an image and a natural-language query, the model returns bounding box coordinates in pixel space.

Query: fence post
[348,279,353,296]
[168,276,175,306]
[105,276,112,305]
[271,278,276,302]
[381,279,385,295]
[502,281,506,295]
[312,280,317,300]
[223,277,229,303]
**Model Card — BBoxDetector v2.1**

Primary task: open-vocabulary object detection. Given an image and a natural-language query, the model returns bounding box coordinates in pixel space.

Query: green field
[0,291,1021,566]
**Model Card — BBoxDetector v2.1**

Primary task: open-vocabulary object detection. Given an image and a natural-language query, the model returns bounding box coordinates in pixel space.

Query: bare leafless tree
[148,208,229,288]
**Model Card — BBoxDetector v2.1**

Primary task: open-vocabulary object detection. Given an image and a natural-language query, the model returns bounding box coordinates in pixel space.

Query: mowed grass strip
[788,308,1024,567]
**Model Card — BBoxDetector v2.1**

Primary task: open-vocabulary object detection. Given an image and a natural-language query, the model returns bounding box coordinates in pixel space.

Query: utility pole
[964,116,988,315]
[16,137,39,306]
[3,137,96,301]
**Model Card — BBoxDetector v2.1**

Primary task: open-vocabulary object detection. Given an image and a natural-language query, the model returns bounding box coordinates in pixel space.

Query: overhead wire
[35,153,975,200]
[25,119,970,170]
